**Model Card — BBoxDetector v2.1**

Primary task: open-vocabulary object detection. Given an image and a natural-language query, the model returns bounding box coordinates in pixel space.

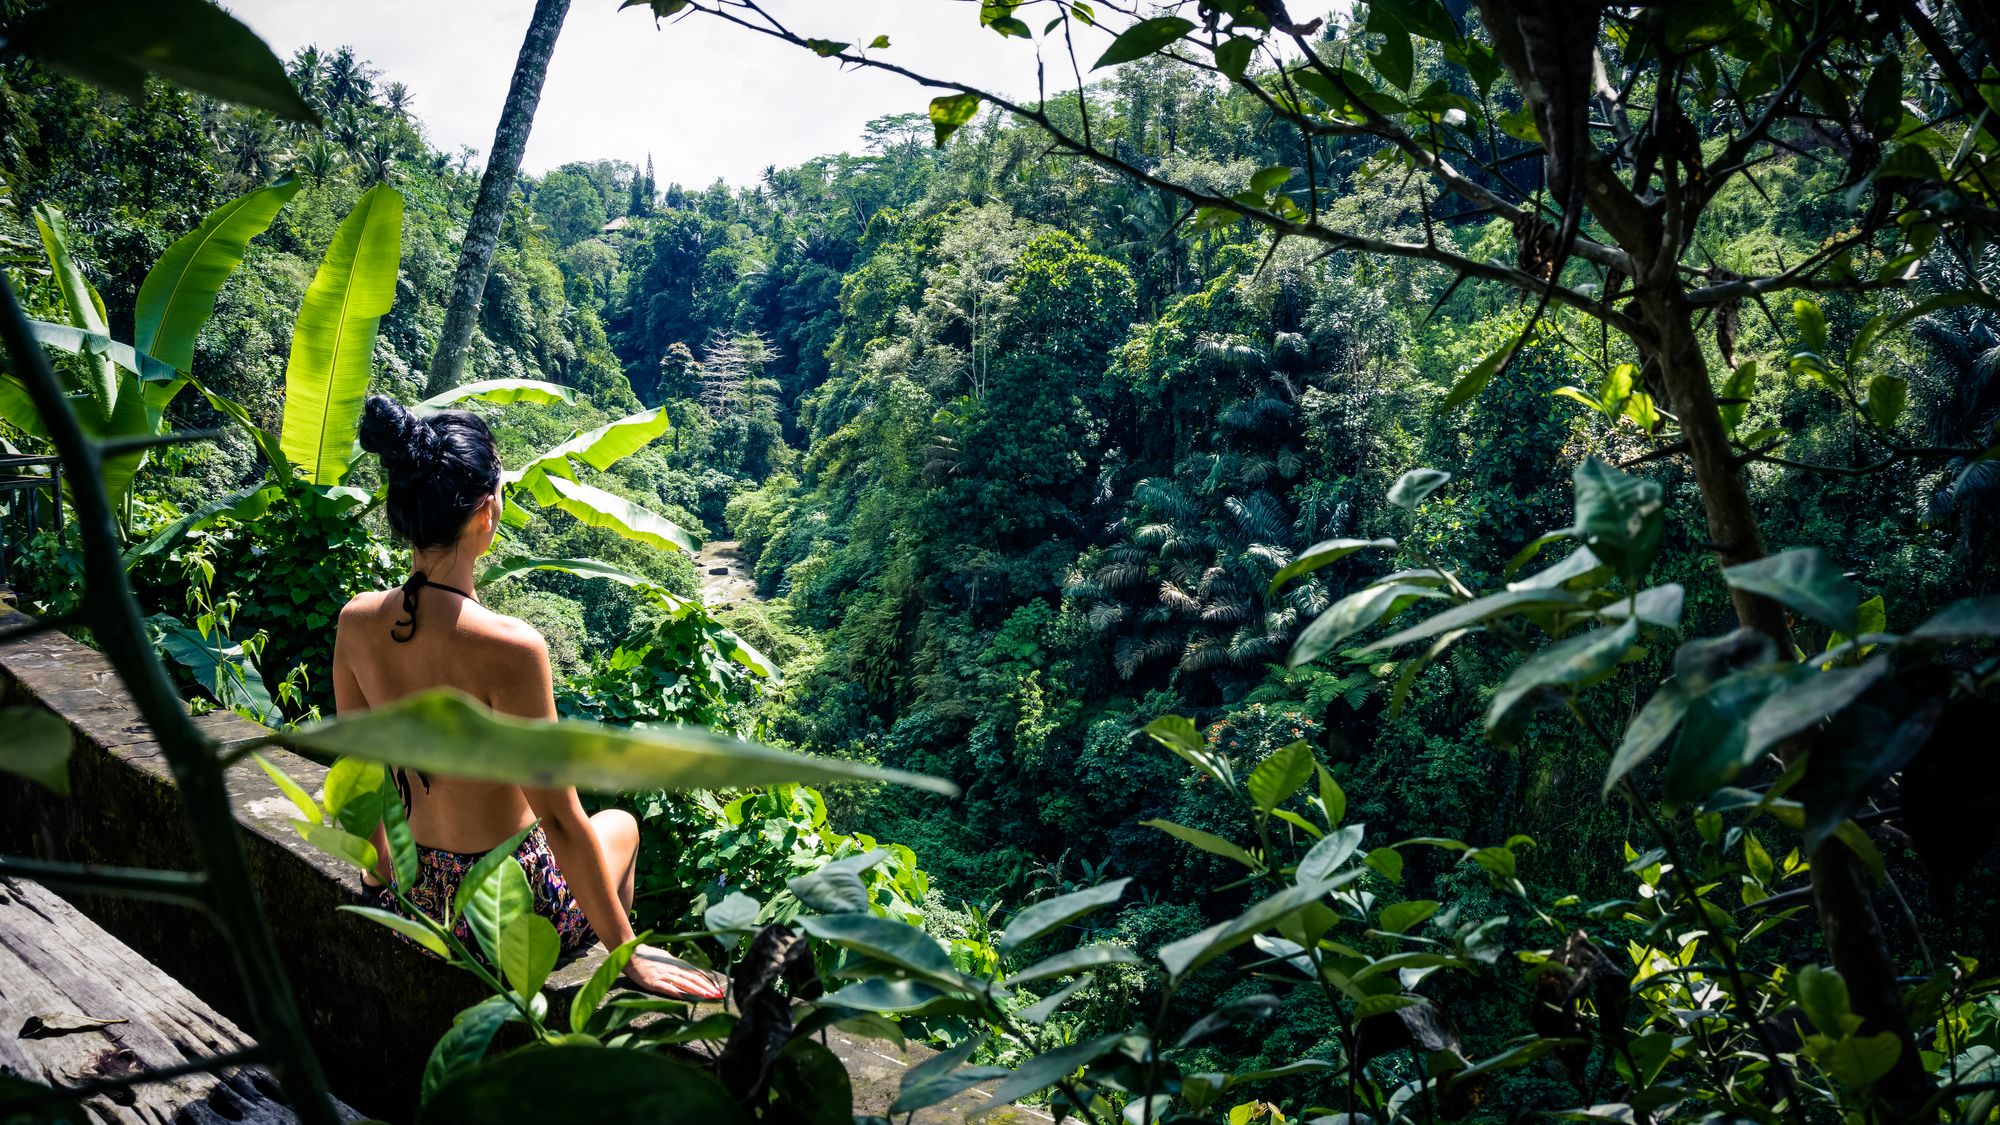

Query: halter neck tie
[390,571,473,643]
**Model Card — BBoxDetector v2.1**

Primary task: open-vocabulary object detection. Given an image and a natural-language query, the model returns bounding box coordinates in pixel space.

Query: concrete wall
[0,607,605,1122]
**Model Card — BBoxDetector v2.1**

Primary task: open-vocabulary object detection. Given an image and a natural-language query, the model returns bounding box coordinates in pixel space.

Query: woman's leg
[590,807,640,911]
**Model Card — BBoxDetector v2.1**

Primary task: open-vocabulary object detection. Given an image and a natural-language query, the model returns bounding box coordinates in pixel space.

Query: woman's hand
[623,945,727,1002]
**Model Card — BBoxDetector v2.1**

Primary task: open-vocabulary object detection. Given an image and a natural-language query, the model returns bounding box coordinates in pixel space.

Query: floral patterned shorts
[371,824,596,963]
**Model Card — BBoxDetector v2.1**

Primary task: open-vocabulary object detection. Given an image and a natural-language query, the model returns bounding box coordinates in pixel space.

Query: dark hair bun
[358,394,502,549]
[359,395,439,476]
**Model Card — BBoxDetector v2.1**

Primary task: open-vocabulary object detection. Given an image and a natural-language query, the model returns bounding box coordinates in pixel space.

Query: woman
[336,395,722,1002]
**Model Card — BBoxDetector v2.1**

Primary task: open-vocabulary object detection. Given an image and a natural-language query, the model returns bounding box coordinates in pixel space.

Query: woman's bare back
[332,585,554,854]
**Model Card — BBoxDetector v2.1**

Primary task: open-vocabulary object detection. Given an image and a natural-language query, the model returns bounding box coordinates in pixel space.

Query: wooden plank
[0,876,352,1124]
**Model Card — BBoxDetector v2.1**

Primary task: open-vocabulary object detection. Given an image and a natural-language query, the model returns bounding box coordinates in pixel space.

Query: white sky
[224,1,1069,186]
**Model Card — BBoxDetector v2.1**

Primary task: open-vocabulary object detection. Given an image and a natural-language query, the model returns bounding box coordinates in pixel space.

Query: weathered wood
[0,876,355,1124]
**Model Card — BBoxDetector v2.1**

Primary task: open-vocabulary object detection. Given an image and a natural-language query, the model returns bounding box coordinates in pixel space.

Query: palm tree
[226,119,277,181]
[331,106,368,160]
[428,0,573,396]
[1067,334,1318,697]
[325,47,375,110]
[287,45,325,112]
[293,138,340,184]
[382,81,414,120]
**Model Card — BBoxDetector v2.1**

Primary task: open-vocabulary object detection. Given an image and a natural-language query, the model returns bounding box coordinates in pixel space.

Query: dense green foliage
[8,0,2000,1120]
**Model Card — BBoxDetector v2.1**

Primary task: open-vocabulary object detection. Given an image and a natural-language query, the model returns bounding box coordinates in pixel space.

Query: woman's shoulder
[458,603,550,659]
[337,589,396,626]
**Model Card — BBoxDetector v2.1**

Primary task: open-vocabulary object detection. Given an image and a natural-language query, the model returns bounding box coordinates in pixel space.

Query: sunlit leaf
[419,378,577,412]
[283,689,954,795]
[280,183,402,486]
[340,904,449,958]
[929,93,981,146]
[1388,467,1451,509]
[136,177,299,370]
[1289,582,1444,666]
[1247,740,1313,813]
[1092,16,1194,69]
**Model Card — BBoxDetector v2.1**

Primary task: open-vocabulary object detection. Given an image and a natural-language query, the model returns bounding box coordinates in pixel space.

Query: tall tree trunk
[1643,291,1931,1112]
[426,0,571,396]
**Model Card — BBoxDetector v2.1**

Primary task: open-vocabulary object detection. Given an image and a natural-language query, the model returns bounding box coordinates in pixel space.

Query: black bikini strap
[389,570,474,643]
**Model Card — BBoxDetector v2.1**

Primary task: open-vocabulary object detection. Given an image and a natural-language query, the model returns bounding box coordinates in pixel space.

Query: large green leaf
[195,378,291,478]
[1297,823,1365,882]
[0,707,71,795]
[928,93,982,146]
[123,483,276,566]
[3,0,317,123]
[571,934,648,1033]
[282,688,956,795]
[892,1040,1007,1115]
[26,322,182,386]
[421,996,514,1106]
[1288,583,1444,666]
[1602,684,1690,795]
[1906,595,2000,644]
[418,1045,746,1125]
[1793,678,1940,851]
[1360,587,1585,654]
[338,905,449,958]
[1388,467,1451,509]
[1158,875,1353,979]
[1267,537,1397,593]
[1247,740,1314,812]
[28,325,183,508]
[135,177,299,370]
[479,554,671,594]
[513,407,674,483]
[449,823,538,925]
[1093,16,1194,69]
[499,913,561,997]
[0,375,47,438]
[1572,457,1663,587]
[1485,620,1639,745]
[33,206,115,419]
[1662,667,1793,805]
[1142,818,1259,869]
[1741,657,1889,764]
[419,378,577,413]
[531,474,702,554]
[1000,879,1131,957]
[151,613,276,719]
[280,183,403,485]
[797,913,966,989]
[462,856,533,969]
[788,850,887,914]
[1004,944,1142,985]
[986,1034,1126,1107]
[1724,549,1860,634]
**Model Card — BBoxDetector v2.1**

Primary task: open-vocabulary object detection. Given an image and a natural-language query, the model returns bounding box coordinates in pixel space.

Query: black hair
[358,395,502,550]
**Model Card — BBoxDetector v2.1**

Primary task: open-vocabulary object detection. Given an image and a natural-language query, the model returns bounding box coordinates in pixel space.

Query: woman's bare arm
[494,625,719,998]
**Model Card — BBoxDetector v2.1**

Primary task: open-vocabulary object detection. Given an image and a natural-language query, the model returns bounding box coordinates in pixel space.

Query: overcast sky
[225,1,1071,187]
